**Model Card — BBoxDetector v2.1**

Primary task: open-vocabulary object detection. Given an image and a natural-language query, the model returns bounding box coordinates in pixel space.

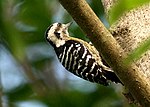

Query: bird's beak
[65,22,73,28]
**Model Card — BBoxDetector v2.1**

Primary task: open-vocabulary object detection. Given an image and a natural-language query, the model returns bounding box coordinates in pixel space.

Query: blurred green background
[0,0,135,107]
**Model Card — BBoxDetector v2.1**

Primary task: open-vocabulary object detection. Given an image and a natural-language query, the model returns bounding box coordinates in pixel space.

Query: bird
[45,22,121,86]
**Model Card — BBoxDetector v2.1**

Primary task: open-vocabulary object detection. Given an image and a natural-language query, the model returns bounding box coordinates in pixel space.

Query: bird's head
[45,22,72,47]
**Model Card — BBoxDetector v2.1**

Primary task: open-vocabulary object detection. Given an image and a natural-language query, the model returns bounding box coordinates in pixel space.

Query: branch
[59,0,150,106]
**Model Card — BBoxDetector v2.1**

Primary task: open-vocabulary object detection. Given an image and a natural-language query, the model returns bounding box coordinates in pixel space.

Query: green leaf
[125,37,150,65]
[109,0,150,25]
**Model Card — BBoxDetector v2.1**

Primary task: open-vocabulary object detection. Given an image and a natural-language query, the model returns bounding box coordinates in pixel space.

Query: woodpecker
[45,22,121,86]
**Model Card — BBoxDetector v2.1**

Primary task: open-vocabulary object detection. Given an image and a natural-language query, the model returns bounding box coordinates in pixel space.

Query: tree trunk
[59,0,150,106]
[102,0,150,105]
[102,0,150,80]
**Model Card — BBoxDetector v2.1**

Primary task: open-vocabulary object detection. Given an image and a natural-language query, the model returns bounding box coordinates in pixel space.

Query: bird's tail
[102,68,123,85]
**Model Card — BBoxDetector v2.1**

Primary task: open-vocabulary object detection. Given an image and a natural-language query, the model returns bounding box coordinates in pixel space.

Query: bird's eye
[54,32,60,39]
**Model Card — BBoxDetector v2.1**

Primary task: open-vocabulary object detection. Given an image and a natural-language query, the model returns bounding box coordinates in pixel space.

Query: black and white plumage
[45,22,121,86]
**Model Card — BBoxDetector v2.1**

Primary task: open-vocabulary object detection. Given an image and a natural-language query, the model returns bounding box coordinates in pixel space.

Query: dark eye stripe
[54,32,60,39]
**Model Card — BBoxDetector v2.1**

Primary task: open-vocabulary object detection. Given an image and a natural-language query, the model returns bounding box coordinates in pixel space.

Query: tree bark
[58,0,150,106]
[102,1,150,80]
[102,0,150,105]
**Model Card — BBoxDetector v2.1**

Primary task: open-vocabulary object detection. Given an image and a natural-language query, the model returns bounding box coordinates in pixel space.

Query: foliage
[125,37,150,65]
[0,0,141,107]
[109,0,150,25]
[108,0,150,65]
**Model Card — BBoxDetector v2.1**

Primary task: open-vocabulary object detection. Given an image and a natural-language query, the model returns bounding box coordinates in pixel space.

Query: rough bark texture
[102,0,150,80]
[102,0,150,106]
[59,0,150,106]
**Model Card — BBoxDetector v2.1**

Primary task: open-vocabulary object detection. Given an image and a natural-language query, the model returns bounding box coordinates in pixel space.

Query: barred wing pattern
[53,40,121,86]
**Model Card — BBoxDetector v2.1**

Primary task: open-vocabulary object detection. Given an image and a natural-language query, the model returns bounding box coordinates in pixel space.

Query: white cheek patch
[48,32,57,42]
[56,39,66,47]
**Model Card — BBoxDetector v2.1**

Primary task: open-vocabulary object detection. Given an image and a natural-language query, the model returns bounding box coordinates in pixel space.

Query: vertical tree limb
[58,0,150,106]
